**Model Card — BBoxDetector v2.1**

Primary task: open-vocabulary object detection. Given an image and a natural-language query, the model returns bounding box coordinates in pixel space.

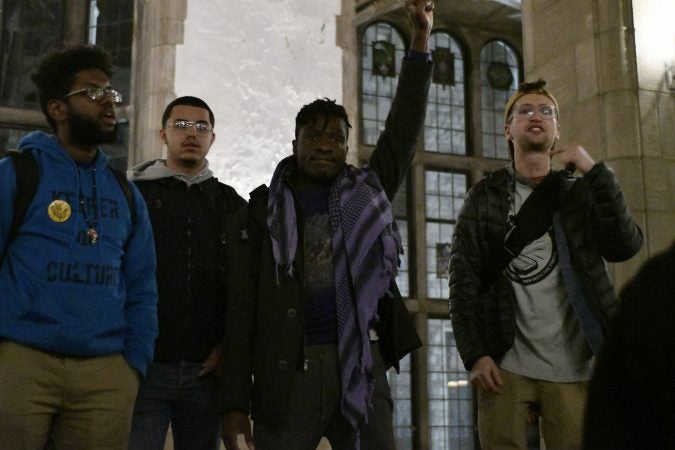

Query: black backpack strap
[8,151,39,244]
[109,167,136,224]
[494,170,567,273]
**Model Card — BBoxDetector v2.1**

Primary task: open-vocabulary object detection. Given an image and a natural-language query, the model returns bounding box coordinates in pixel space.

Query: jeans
[129,361,221,450]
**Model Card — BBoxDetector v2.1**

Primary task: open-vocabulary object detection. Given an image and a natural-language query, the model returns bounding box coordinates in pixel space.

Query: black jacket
[449,163,643,371]
[134,177,246,363]
[583,242,675,449]
[220,57,433,423]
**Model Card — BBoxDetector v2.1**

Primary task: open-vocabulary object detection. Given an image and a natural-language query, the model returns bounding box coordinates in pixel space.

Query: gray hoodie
[127,159,214,186]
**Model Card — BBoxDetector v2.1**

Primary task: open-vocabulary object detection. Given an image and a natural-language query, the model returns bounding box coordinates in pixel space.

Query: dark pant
[129,361,221,450]
[254,343,395,450]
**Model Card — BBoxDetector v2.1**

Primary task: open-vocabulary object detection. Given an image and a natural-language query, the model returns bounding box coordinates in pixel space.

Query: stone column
[128,0,187,166]
[631,0,675,256]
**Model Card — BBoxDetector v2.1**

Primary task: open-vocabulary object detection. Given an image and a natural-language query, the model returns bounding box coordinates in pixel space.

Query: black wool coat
[219,57,433,423]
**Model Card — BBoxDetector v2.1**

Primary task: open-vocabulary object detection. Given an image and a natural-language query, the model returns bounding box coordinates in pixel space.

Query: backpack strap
[0,151,39,266]
[7,151,39,244]
[109,167,136,224]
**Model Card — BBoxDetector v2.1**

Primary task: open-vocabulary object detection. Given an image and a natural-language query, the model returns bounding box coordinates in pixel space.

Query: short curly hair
[31,45,114,130]
[294,98,352,139]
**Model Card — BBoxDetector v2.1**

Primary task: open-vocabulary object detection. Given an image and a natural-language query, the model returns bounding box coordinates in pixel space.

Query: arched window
[480,40,520,160]
[360,22,405,146]
[425,31,466,155]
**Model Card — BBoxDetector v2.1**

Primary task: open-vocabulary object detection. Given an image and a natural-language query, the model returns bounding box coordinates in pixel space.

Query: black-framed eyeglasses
[512,104,557,121]
[167,119,213,134]
[62,86,123,104]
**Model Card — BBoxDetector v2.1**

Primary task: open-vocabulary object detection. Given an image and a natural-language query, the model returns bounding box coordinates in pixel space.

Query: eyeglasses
[62,86,123,104]
[511,104,557,121]
[167,120,213,134]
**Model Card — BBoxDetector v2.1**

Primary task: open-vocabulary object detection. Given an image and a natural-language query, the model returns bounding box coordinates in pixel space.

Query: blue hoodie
[0,131,158,376]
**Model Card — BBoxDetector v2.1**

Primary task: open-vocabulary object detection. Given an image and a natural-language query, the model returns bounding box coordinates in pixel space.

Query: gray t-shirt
[499,174,593,382]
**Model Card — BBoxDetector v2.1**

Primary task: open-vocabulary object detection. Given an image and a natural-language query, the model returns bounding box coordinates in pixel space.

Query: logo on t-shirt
[506,229,558,285]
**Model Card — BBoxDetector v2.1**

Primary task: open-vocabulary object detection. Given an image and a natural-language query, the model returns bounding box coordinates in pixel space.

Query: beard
[520,134,556,154]
[67,109,118,147]
[526,141,554,153]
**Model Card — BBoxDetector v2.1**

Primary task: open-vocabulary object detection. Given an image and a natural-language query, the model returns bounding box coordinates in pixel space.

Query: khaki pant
[477,369,587,450]
[0,340,140,450]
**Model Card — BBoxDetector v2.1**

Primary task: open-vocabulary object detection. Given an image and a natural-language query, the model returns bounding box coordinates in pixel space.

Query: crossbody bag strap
[493,170,566,274]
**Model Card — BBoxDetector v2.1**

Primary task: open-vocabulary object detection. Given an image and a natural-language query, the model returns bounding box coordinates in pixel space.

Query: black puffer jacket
[448,163,643,371]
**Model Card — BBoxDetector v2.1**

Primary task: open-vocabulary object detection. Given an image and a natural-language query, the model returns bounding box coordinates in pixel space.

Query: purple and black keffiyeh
[268,155,401,442]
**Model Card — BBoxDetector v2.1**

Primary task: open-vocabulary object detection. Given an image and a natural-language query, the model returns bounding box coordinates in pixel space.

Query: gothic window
[356,9,522,450]
[425,169,467,299]
[361,21,405,145]
[388,354,413,450]
[425,31,466,155]
[480,39,520,160]
[428,318,474,450]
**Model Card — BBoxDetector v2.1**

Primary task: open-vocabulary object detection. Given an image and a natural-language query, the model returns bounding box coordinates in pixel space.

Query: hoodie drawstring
[78,166,100,245]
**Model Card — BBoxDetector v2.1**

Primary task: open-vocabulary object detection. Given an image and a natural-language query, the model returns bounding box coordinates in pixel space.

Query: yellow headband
[503,79,559,122]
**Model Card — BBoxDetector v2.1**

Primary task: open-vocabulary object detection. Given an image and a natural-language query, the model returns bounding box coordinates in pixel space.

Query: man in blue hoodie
[0,45,158,449]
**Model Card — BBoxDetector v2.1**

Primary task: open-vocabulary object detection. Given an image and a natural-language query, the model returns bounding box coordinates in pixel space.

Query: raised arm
[368,0,434,199]
[407,0,434,53]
